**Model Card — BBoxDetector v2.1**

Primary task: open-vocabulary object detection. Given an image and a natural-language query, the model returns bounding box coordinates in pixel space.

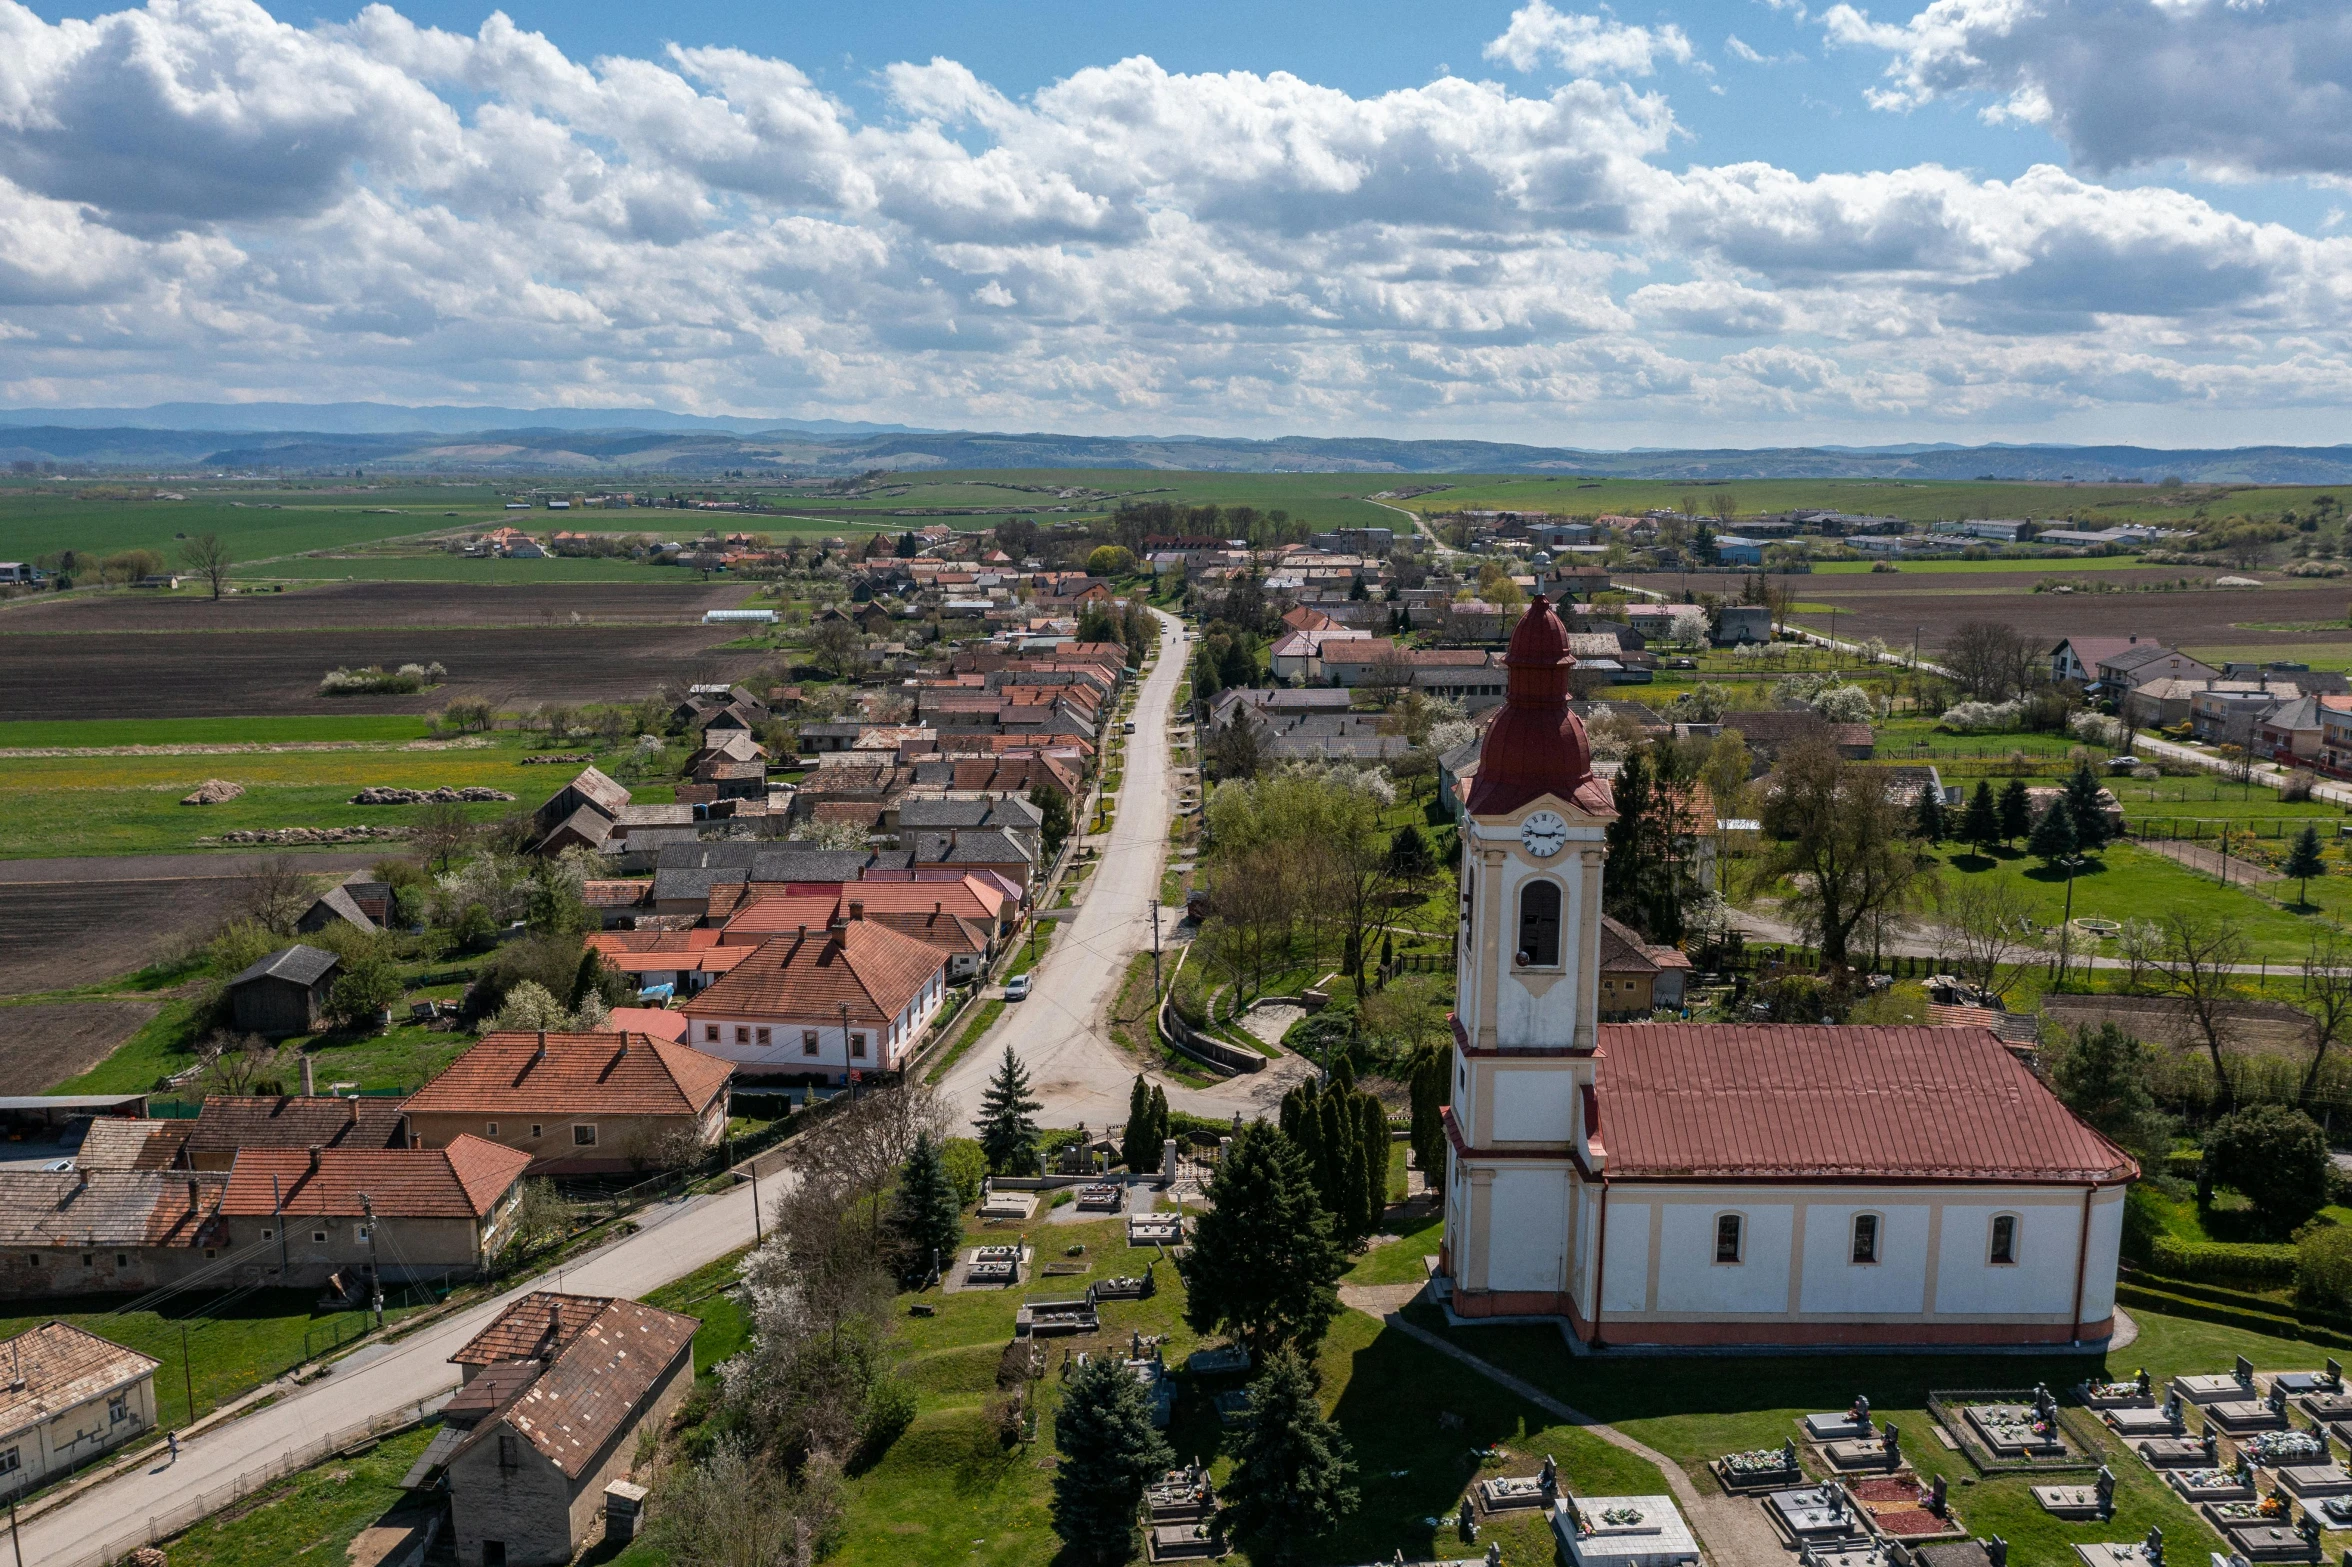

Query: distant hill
[1,405,2348,483]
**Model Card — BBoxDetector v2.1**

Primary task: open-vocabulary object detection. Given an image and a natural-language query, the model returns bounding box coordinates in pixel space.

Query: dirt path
[2140,837,2282,883]
[1375,1312,1790,1567]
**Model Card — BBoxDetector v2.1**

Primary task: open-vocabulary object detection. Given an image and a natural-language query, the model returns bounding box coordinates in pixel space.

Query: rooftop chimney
[307,1145,322,1173]
[301,1056,315,1097]
[534,1031,548,1065]
[74,1169,88,1193]
[849,900,865,921]
[187,1178,201,1213]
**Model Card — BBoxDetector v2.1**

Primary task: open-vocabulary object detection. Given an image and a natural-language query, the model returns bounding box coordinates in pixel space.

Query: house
[435,1293,698,1567]
[180,1094,411,1172]
[72,1119,190,1172]
[295,883,379,936]
[216,1137,534,1288]
[1407,649,1507,710]
[583,930,752,995]
[682,919,950,1079]
[2321,697,2352,777]
[897,796,1046,862]
[0,563,48,585]
[401,1033,734,1175]
[1597,916,1690,1019]
[1440,595,2134,1345]
[2190,681,2304,747]
[224,945,341,1036]
[0,1172,228,1300]
[1717,710,1874,762]
[1711,606,1772,646]
[0,1323,160,1499]
[2091,643,2218,700]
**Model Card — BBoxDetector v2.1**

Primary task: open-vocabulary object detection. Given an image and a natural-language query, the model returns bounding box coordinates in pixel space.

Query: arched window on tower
[1517,879,1561,967]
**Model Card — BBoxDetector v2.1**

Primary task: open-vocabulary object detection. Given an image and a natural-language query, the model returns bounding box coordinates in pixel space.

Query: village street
[935,608,1319,1132]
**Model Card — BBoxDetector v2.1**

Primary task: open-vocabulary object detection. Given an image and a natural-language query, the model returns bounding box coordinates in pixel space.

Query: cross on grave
[1542,1454,1559,1494]
[1930,1475,1949,1516]
[1458,1496,1478,1542]
[1987,1536,2009,1567]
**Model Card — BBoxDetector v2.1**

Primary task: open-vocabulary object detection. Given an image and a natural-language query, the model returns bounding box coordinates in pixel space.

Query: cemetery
[1845,1472,1966,1540]
[1822,1421,1906,1473]
[1712,1439,1805,1494]
[2171,1356,2257,1406]
[2032,1467,2118,1521]
[2080,1372,2155,1410]
[2238,1426,2330,1468]
[953,1242,1028,1289]
[2272,1461,2352,1500]
[1931,1385,2102,1473]
[2073,1525,2168,1567]
[2165,1457,2256,1502]
[1550,1494,1701,1567]
[2103,1392,2184,1440]
[1128,1211,1185,1245]
[2203,1384,2290,1437]
[1768,1483,1868,1548]
[2266,1362,2342,1401]
[1013,1292,1100,1336]
[2133,1430,2217,1469]
[1094,1263,1158,1300]
[1475,1454,1560,1513]
[1076,1181,1125,1211]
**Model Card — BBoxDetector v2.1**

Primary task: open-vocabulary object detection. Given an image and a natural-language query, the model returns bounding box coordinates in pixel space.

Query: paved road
[935,610,1316,1133]
[2128,730,2352,810]
[22,1184,765,1567]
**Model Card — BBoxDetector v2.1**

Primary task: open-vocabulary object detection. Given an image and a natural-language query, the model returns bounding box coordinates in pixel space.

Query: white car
[1005,974,1032,1001]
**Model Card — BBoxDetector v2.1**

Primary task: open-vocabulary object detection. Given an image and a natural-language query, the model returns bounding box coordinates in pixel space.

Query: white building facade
[1440,595,2137,1348]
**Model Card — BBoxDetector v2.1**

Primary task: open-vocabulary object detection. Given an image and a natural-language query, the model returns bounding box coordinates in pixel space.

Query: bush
[2148,1233,2298,1286]
[2205,1104,2333,1234]
[327,955,405,1031]
[1940,700,2023,733]
[2298,1226,2352,1311]
[941,1137,988,1209]
[319,662,445,695]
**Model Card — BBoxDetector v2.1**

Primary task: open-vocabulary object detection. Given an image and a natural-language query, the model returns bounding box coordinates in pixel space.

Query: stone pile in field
[180,779,244,805]
[349,786,516,805]
[207,826,411,845]
[519,753,594,764]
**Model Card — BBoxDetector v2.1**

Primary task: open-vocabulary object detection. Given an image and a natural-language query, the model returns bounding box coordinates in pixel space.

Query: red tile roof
[1591,1025,2136,1183]
[685,922,945,1026]
[221,1136,531,1219]
[0,1323,161,1436]
[403,1033,732,1119]
[452,1290,611,1367]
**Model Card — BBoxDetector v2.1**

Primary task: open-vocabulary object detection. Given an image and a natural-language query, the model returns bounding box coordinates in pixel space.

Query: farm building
[433,1293,699,1567]
[0,1171,229,1300]
[224,945,341,1036]
[0,1323,160,1499]
[400,1032,733,1175]
[216,1137,533,1289]
[179,1093,412,1172]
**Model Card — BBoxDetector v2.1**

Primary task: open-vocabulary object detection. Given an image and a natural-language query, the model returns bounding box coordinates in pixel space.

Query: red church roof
[1465,594,1612,819]
[1591,1025,2137,1184]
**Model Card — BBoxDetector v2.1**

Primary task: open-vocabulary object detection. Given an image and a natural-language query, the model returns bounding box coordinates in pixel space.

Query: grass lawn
[0,487,502,564]
[55,1000,478,1097]
[1344,1198,1443,1287]
[640,1245,755,1374]
[0,715,432,749]
[925,998,1006,1086]
[157,1423,440,1567]
[1007,924,1057,979]
[1926,841,2347,961]
[0,1288,429,1428]
[1409,1302,2352,1567]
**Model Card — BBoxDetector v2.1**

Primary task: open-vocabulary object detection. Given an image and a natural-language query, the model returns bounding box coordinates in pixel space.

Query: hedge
[2147,1233,2298,1286]
[2116,1281,2352,1351]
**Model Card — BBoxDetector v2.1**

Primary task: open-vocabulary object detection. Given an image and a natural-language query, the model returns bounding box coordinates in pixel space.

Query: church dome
[1465,593,1597,817]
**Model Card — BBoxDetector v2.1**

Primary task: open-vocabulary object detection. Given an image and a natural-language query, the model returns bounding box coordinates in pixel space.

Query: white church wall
[1657,1200,1793,1314]
[2078,1190,2124,1322]
[1487,1167,1570,1293]
[1934,1200,2082,1316]
[1797,1201,1932,1315]
[1490,1067,1575,1144]
[1600,1198,1650,1314]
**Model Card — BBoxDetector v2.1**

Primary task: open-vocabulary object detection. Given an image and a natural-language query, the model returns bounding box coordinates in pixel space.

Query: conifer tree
[888,1131,964,1284]
[1179,1122,1347,1355]
[977,1048,1043,1174]
[1222,1349,1359,1565]
[2062,760,2111,853]
[1315,1090,1346,1218]
[1407,1043,1449,1183]
[1912,784,1946,844]
[1050,1352,1174,1565]
[1998,778,2034,847]
[1149,1084,1171,1160]
[2285,823,2327,907]
[1122,1074,1153,1170]
[2028,796,2079,868]
[1357,1095,1390,1237]
[1386,823,1436,884]
[1962,780,2001,855]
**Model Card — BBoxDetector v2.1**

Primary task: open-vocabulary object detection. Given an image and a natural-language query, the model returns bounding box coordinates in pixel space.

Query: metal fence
[50,1398,443,1567]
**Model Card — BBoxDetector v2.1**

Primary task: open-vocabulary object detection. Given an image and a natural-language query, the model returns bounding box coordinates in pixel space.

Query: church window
[1714,1213,1743,1264]
[1988,1214,2018,1266]
[1851,1213,1879,1265]
[1517,880,1562,967]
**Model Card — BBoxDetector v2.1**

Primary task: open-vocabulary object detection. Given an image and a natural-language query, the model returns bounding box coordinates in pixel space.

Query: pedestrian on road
[167,1431,179,1464]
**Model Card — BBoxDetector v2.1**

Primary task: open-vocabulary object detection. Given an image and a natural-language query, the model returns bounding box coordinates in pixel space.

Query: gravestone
[2085,1370,2158,1410]
[1480,1474,1555,1512]
[1806,1397,1872,1442]
[1161,1137,1178,1183]
[1964,1400,2069,1458]
[2177,1360,2260,1406]
[2165,1460,2256,1503]
[1825,1423,1901,1472]
[2276,1463,2352,1499]
[1715,1440,1804,1493]
[2035,1468,2118,1521]
[1767,1485,1865,1546]
[2110,1391,2185,1440]
[2138,1430,2219,1469]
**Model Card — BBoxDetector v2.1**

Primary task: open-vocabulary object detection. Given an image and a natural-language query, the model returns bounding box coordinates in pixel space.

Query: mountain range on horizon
[1,402,2349,484]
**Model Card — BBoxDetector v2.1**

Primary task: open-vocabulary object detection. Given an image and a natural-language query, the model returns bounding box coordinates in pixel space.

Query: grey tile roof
[228,944,340,988]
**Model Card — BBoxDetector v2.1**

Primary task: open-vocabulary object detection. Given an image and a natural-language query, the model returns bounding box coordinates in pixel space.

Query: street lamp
[2053,853,2086,987]
[1149,900,1163,1004]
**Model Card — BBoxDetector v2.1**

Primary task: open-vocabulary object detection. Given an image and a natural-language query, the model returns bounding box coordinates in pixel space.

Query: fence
[54,1398,443,1567]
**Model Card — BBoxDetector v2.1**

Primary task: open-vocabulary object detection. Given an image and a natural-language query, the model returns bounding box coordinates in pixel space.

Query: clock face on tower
[1519,810,1568,858]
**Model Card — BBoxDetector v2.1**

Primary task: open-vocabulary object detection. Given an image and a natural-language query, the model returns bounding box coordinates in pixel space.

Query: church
[1438,596,2137,1348]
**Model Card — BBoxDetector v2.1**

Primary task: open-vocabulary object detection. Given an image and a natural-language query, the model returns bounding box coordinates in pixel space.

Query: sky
[2,0,2350,448]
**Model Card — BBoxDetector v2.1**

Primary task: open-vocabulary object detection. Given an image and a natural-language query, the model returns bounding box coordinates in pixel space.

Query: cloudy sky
[2,0,2349,446]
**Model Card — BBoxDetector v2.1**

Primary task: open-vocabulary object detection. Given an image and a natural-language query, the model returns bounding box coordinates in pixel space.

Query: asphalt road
[24,1184,766,1567]
[934,610,1315,1133]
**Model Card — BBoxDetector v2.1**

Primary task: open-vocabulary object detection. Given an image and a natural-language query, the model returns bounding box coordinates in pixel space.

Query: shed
[225,945,341,1037]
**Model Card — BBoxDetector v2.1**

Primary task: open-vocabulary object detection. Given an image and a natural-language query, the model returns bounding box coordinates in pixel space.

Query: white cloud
[0,0,2344,438]
[1725,33,1804,63]
[1821,0,2352,181]
[1484,2,1696,77]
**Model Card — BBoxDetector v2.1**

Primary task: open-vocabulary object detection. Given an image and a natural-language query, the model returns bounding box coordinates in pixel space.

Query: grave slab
[2266,1370,2339,1399]
[1805,1403,1873,1442]
[2303,1395,2352,1425]
[1765,1485,1867,1547]
[2136,1435,2217,1470]
[2240,1430,2328,1469]
[2274,1464,2352,1499]
[1801,1547,1892,1567]
[2174,1360,2258,1406]
[2311,1496,2352,1530]
[2214,1524,2316,1564]
[2082,1372,2157,1410]
[1479,1473,1556,1513]
[1964,1401,2069,1459]
[2204,1400,2288,1436]
[2167,1467,2256,1503]
[977,1190,1038,1220]
[1824,1438,1903,1472]
[1713,1442,1804,1495]
[1127,1213,1183,1245]
[2108,1406,2184,1439]
[2073,1543,2163,1567]
[1553,1496,1701,1567]
[2033,1474,2115,1521]
[1147,1521,1221,1561]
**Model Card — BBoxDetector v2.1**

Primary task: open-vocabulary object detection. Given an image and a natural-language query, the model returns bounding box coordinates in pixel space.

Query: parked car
[1005,974,1032,1001]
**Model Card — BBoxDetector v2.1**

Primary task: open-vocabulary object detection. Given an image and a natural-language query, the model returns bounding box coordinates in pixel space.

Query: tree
[1122,1075,1156,1171]
[1221,1349,1359,1564]
[1029,784,1073,859]
[2297,934,2352,1107]
[1930,873,2037,1004]
[1406,1042,1448,1184]
[1355,1094,1389,1238]
[809,617,862,679]
[1942,620,2031,702]
[1085,544,1136,577]
[1180,1122,1347,1356]
[1604,742,1703,944]
[2205,1105,2332,1233]
[1050,1352,1173,1566]
[1209,707,1268,781]
[1359,649,1416,706]
[179,532,232,600]
[1911,784,1946,844]
[2027,796,2078,868]
[2152,910,2250,1113]
[237,855,318,934]
[976,1048,1043,1174]
[2062,761,2111,853]
[1149,1084,1170,1168]
[413,799,475,873]
[327,954,404,1030]
[1997,778,2033,847]
[887,1132,964,1285]
[2048,1023,2169,1160]
[1757,739,1921,969]
[650,1437,844,1567]
[1961,780,2001,855]
[2285,824,2327,906]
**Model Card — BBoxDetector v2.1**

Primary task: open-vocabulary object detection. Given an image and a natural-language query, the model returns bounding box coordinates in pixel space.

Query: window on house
[313,1231,328,1243]
[851,1033,868,1059]
[705,1025,719,1043]
[735,1026,750,1045]
[21,1256,34,1268]
[204,1248,217,1260]
[802,1030,820,1055]
[116,1253,127,1268]
[483,1544,507,1567]
[0,1447,17,1475]
[1714,1213,1743,1264]
[1989,1214,2018,1266]
[530,1124,542,1139]
[259,1229,272,1242]
[1517,880,1562,967]
[756,1027,771,1046]
[486,1122,498,1135]
[356,1226,370,1242]
[574,1124,597,1146]
[108,1394,127,1424]
[497,1432,519,1469]
[81,1254,92,1268]
[1851,1214,1879,1265]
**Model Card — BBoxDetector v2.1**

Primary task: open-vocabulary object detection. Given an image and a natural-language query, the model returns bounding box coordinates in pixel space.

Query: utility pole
[2054,855,2081,987]
[360,1193,383,1328]
[271,1174,288,1280]
[178,1320,195,1424]
[9,1495,21,1567]
[1149,900,1163,1004]
[749,1158,764,1247]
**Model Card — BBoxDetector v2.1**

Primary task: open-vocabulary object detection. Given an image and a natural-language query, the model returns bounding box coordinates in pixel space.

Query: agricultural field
[0,482,513,564]
[1386,474,2347,525]
[3,581,745,630]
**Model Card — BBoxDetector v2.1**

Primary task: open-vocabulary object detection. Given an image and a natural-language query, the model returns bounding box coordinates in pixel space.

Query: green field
[1924,841,2348,961]
[0,484,510,565]
[1389,475,2341,524]
[756,469,1414,529]
[236,551,724,583]
[0,715,431,749]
